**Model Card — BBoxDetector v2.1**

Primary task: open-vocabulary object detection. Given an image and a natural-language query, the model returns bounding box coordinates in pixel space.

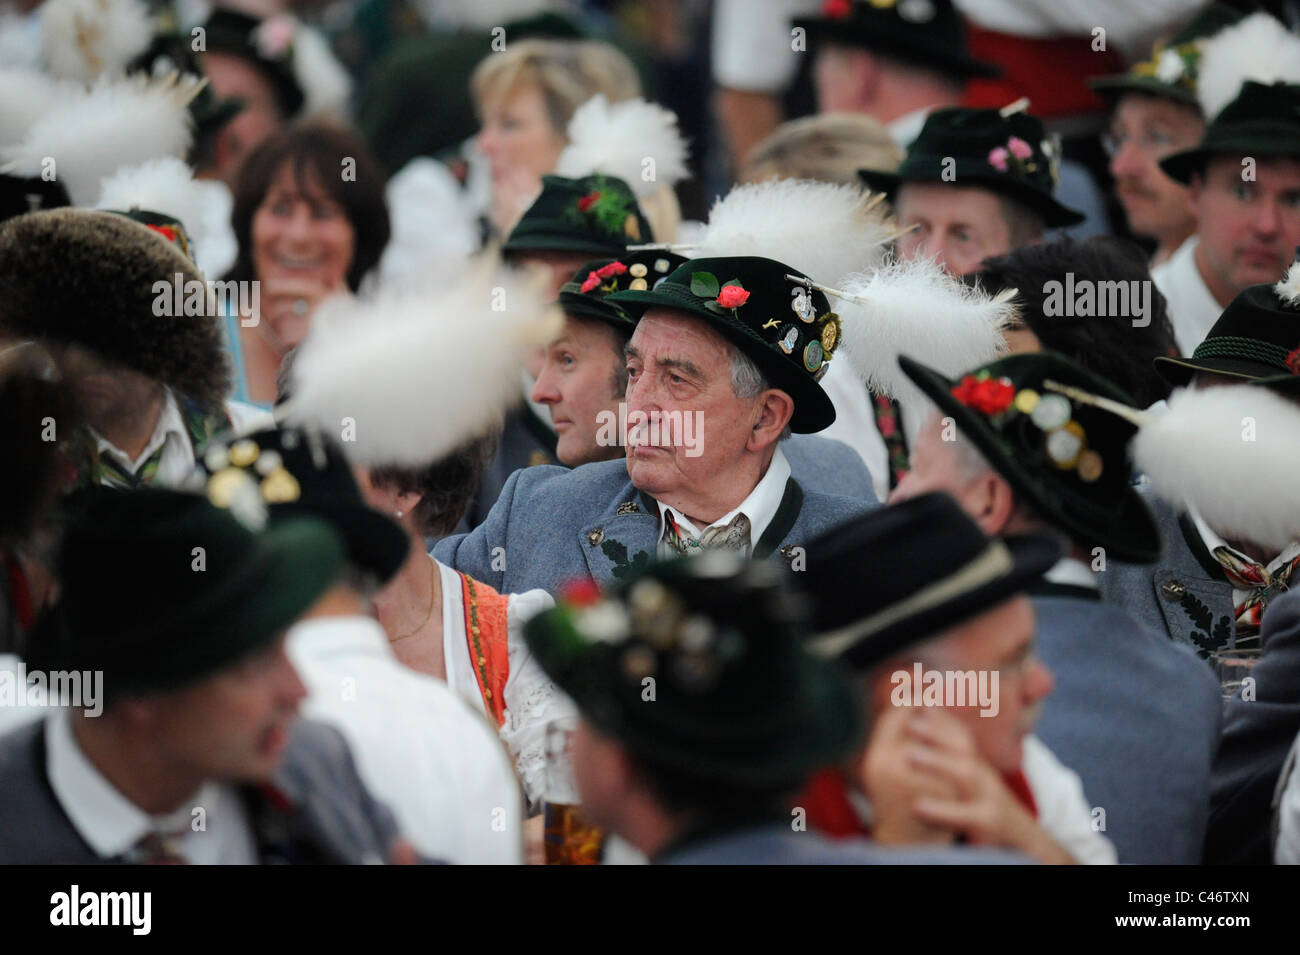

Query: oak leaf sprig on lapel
[600,538,651,580]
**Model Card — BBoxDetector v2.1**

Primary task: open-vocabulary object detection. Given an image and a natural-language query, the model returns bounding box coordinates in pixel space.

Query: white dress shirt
[1043,556,1100,592]
[1151,238,1226,355]
[288,613,524,864]
[655,447,793,560]
[1190,506,1300,609]
[45,709,258,864]
[1021,734,1118,865]
[437,560,571,809]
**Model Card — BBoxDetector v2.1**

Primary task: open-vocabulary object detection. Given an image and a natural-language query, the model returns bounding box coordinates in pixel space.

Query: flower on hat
[1155,46,1186,84]
[147,224,177,243]
[595,261,628,280]
[823,0,853,19]
[580,272,602,293]
[1007,137,1032,160]
[1287,345,1300,376]
[561,577,602,607]
[717,285,750,308]
[254,15,297,60]
[577,191,602,213]
[951,373,1015,416]
[988,146,1010,172]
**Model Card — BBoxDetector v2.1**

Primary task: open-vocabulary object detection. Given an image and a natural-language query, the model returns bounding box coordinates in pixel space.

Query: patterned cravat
[131,829,189,865]
[662,511,752,557]
[94,396,230,489]
[1212,545,1300,640]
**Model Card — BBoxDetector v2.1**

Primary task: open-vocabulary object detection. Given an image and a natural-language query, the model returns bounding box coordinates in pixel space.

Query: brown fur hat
[0,209,230,410]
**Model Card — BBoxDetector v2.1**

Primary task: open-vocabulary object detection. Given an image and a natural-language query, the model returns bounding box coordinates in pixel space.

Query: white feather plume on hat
[281,20,353,120]
[555,94,689,198]
[94,156,208,251]
[282,267,562,467]
[1,73,198,206]
[0,69,82,148]
[690,179,895,285]
[40,0,153,84]
[838,255,1017,417]
[1197,12,1300,119]
[1133,384,1300,552]
[1276,260,1300,309]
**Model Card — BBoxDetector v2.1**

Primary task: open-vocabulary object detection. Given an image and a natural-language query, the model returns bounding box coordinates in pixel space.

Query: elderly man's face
[532,314,627,466]
[1189,156,1300,298]
[623,310,767,502]
[888,595,1051,774]
[142,633,308,782]
[894,183,1016,276]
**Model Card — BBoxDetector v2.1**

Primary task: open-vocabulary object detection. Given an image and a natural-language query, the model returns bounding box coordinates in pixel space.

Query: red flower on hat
[717,285,750,308]
[951,374,1015,416]
[595,261,628,279]
[148,224,177,243]
[1288,346,1300,376]
[561,577,603,607]
[823,0,852,19]
[577,191,602,213]
[580,272,602,293]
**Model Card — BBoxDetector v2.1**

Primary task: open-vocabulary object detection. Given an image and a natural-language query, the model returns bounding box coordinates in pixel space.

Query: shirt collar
[1189,504,1300,575]
[93,388,189,474]
[45,709,211,859]
[1042,557,1098,592]
[655,447,791,551]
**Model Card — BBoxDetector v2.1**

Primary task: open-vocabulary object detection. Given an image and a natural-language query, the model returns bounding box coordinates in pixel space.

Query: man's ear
[965,470,1018,537]
[747,389,795,450]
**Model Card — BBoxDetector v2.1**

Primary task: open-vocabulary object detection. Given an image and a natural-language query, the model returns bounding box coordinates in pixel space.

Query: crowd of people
[1,0,1300,866]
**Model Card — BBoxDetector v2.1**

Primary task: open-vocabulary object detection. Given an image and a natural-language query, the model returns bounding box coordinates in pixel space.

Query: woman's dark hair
[225,122,391,292]
[971,236,1180,408]
[370,431,501,541]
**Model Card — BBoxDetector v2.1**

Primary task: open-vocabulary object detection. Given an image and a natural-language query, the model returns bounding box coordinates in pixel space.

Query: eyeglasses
[1101,128,1177,158]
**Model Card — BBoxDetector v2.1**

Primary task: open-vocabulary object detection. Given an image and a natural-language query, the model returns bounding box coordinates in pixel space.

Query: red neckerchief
[801,765,1038,840]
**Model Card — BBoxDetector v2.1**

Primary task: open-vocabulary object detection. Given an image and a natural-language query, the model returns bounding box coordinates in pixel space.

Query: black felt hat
[793,0,1001,80]
[1156,264,1300,386]
[1089,3,1244,107]
[858,107,1084,227]
[201,8,305,118]
[28,487,345,696]
[557,249,688,330]
[0,174,70,225]
[801,492,1060,671]
[502,174,654,257]
[900,350,1162,563]
[608,255,841,432]
[194,425,408,586]
[1160,81,1300,184]
[523,554,861,789]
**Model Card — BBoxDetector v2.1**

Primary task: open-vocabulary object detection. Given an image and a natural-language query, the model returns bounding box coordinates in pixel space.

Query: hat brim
[809,532,1060,671]
[273,501,408,585]
[793,17,1003,79]
[557,292,636,331]
[524,610,862,790]
[502,228,633,258]
[1160,128,1300,184]
[1088,75,1198,107]
[858,168,1087,228]
[1154,354,1285,387]
[609,282,837,433]
[899,354,1163,563]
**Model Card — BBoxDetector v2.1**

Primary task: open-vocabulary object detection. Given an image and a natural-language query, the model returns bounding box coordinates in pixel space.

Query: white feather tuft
[283,267,562,467]
[1275,260,1300,308]
[287,23,352,120]
[555,94,689,198]
[838,255,1015,415]
[0,74,195,206]
[1134,385,1300,551]
[1197,12,1300,119]
[0,69,81,147]
[95,157,209,252]
[40,0,153,84]
[693,179,895,283]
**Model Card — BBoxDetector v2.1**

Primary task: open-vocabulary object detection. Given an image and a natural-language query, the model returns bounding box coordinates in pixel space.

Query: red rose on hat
[951,374,1015,415]
[1287,345,1300,376]
[596,261,628,279]
[580,272,602,293]
[577,191,602,213]
[717,285,750,308]
[823,0,852,19]
[148,224,177,243]
[561,577,603,607]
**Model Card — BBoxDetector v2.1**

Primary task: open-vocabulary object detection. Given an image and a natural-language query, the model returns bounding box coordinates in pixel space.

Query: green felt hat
[1089,3,1244,107]
[900,350,1162,563]
[523,554,861,789]
[1160,81,1300,184]
[1156,265,1300,386]
[608,255,841,433]
[28,487,345,697]
[502,174,654,257]
[557,249,688,330]
[857,107,1085,227]
[793,0,1001,80]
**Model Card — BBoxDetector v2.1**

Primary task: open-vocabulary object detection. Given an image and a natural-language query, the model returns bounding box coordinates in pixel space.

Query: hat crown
[504,173,654,257]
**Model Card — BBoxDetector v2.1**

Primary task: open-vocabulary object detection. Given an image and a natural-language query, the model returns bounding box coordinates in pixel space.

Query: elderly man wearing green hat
[0,488,413,864]
[436,254,877,595]
[523,553,1024,864]
[887,351,1221,864]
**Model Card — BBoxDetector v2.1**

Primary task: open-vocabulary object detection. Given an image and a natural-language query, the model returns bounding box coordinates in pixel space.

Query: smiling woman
[222,123,391,407]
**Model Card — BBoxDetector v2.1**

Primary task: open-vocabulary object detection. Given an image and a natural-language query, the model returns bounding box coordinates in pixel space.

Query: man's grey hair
[730,344,792,441]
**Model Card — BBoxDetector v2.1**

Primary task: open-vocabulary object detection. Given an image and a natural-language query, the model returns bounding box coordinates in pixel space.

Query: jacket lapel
[579,490,659,585]
[1152,511,1237,657]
